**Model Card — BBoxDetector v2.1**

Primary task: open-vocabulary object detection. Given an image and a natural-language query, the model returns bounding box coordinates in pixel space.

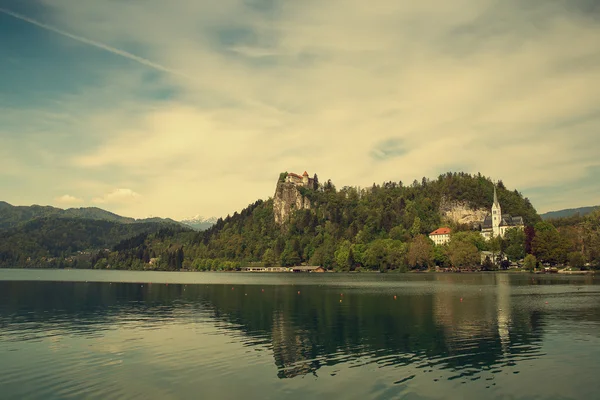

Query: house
[480,186,524,240]
[429,227,451,245]
[291,266,325,273]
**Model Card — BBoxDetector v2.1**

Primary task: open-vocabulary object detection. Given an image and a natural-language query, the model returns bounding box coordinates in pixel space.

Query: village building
[285,171,316,189]
[480,186,524,240]
[429,227,452,245]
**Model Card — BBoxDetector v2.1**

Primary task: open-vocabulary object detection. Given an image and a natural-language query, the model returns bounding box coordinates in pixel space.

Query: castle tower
[302,171,309,187]
[492,185,502,237]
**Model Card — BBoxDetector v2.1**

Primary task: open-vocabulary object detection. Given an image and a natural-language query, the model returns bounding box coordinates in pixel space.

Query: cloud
[54,194,84,205]
[92,189,141,205]
[0,7,191,80]
[2,0,600,218]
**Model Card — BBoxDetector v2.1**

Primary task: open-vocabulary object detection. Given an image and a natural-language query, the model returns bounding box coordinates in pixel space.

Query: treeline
[90,172,551,272]
[0,218,190,268]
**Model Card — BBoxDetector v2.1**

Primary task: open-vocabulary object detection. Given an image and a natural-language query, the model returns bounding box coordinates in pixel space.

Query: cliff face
[273,181,311,224]
[440,199,487,226]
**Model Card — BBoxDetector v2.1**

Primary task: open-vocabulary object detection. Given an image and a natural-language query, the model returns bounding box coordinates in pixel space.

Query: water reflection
[1,275,578,385]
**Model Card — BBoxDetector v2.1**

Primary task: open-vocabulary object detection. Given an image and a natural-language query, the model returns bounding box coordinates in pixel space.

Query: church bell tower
[492,185,502,237]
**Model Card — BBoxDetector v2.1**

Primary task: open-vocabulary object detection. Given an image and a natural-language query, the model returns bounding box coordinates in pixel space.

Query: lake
[1,269,599,399]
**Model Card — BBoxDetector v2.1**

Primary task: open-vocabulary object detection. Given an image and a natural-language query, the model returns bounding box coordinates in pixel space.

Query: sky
[1,0,599,220]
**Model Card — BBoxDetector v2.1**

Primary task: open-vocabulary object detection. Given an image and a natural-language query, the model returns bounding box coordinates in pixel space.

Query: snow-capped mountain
[179,215,218,231]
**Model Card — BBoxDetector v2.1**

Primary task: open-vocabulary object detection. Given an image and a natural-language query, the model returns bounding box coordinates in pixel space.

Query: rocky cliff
[439,198,488,226]
[273,181,311,224]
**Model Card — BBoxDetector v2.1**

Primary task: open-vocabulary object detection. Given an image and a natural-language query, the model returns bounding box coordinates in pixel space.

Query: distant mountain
[541,206,599,220]
[0,202,184,229]
[179,215,218,231]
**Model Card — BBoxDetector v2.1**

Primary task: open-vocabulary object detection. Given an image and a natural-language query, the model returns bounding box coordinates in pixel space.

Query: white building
[480,186,524,240]
[429,227,451,245]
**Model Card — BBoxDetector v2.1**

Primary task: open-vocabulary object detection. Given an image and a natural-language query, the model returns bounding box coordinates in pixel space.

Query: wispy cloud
[2,0,599,218]
[0,7,190,80]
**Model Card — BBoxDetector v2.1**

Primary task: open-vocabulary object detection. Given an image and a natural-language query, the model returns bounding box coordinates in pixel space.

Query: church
[480,186,524,239]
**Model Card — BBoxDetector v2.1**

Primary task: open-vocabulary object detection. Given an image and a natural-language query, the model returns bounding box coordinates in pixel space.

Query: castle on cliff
[480,186,524,240]
[285,171,316,190]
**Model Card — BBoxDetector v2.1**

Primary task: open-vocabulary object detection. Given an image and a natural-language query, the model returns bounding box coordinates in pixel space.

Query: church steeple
[493,185,499,207]
[491,184,502,237]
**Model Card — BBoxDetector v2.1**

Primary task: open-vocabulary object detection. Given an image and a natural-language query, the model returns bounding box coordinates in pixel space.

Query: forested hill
[540,206,599,220]
[0,201,192,268]
[0,202,183,229]
[93,172,541,271]
[0,217,191,268]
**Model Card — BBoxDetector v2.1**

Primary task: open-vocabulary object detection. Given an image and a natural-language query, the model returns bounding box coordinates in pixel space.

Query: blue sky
[1,0,599,219]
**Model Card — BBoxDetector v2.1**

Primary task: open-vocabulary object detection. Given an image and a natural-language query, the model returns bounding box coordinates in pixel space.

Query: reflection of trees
[1,276,584,380]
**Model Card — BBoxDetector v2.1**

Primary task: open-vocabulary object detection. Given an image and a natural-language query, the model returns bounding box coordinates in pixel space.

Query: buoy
[341,293,343,297]
[232,287,234,290]
[298,291,301,295]
[545,301,548,304]
[460,298,463,302]
[262,289,264,292]
[394,295,397,300]
[340,299,342,303]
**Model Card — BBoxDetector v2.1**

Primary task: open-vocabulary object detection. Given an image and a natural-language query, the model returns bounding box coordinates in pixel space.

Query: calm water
[1,270,599,400]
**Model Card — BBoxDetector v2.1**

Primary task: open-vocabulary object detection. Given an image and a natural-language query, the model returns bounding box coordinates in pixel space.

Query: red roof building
[428,227,451,245]
[429,227,451,236]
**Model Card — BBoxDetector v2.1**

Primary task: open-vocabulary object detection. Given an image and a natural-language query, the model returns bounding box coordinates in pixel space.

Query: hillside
[91,172,542,271]
[540,206,599,220]
[0,202,184,229]
[0,216,191,268]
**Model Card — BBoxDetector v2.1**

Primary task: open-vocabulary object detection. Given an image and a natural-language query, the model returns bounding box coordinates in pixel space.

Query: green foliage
[89,173,540,271]
[447,234,480,267]
[0,217,188,268]
[568,252,585,269]
[3,172,547,272]
[523,254,537,271]
[503,228,526,261]
[531,221,568,265]
[407,235,433,269]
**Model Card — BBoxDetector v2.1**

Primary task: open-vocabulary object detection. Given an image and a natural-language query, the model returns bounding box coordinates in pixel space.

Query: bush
[523,254,537,271]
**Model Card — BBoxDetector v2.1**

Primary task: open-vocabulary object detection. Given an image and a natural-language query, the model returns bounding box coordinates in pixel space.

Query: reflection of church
[481,186,524,240]
[271,311,319,379]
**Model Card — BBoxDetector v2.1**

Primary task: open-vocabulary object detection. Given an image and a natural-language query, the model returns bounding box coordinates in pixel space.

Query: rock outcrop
[273,181,311,224]
[439,198,487,227]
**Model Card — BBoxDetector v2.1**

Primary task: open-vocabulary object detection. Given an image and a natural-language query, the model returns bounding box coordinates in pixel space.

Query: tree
[407,235,433,269]
[532,222,567,265]
[410,216,422,237]
[582,210,600,266]
[523,254,537,271]
[503,228,526,261]
[447,237,480,268]
[262,249,277,267]
[334,240,352,271]
[487,236,503,265]
[433,245,450,267]
[280,247,301,267]
[568,252,585,269]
